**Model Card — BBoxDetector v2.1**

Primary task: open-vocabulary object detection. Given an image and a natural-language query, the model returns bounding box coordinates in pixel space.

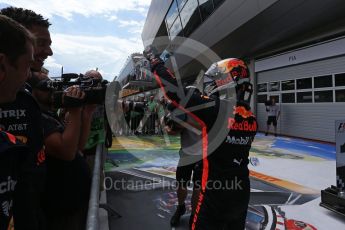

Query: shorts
[267,116,277,126]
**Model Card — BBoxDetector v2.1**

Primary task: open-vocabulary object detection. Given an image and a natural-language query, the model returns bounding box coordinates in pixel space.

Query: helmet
[203,58,252,105]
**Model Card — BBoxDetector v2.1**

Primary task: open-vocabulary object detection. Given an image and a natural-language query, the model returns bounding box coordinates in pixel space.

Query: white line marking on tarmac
[117,169,162,183]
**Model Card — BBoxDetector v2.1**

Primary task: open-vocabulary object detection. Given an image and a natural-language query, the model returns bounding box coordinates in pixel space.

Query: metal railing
[86,144,103,230]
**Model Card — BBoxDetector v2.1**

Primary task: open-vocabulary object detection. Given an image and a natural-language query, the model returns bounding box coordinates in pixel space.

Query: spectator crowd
[116,95,169,136]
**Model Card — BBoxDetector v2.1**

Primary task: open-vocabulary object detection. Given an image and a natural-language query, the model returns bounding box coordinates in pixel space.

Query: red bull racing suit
[152,61,257,230]
[0,88,46,230]
[0,131,27,230]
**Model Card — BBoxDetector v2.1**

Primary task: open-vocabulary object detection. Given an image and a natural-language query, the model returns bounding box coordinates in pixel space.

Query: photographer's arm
[45,87,85,161]
[45,108,82,161]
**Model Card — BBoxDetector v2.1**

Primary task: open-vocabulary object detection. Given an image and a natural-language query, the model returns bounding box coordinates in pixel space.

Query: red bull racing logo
[234,106,254,118]
[215,74,233,87]
[228,118,257,131]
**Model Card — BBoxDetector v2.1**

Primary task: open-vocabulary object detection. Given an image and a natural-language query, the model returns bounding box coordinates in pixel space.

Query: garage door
[256,55,345,142]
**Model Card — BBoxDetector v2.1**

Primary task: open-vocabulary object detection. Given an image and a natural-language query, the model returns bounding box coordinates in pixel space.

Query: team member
[0,7,53,229]
[31,75,91,230]
[265,97,280,137]
[168,86,203,227]
[144,47,257,229]
[0,7,53,73]
[0,14,35,230]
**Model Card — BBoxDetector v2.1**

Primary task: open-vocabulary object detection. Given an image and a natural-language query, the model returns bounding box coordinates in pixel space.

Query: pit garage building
[141,0,345,142]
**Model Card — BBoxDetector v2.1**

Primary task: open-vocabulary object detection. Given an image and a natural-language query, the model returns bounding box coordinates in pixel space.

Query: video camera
[35,73,109,108]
